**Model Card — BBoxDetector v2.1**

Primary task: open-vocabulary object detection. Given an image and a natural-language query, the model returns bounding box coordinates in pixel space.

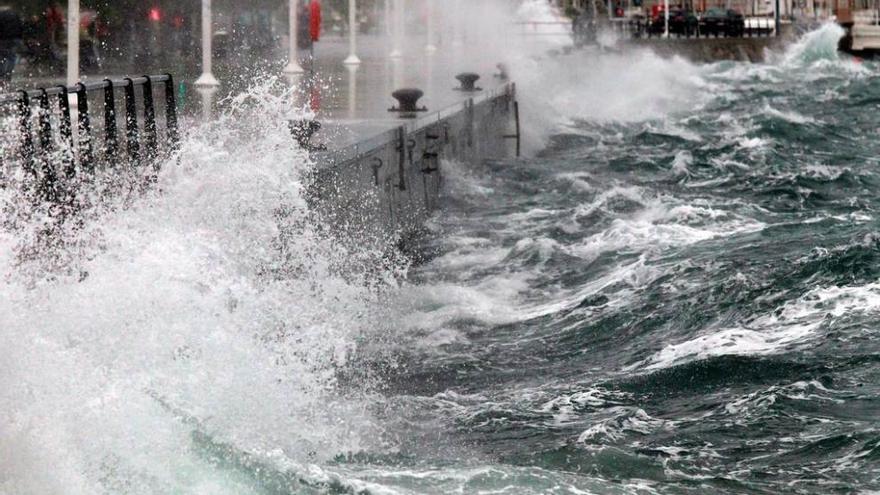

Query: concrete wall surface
[306,83,518,253]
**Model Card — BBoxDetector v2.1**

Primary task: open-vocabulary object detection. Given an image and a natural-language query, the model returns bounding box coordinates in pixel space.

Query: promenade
[203,34,514,150]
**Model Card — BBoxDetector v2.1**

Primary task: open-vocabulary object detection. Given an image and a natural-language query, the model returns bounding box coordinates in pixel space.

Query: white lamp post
[66,0,80,86]
[425,0,437,53]
[346,64,358,119]
[283,0,305,74]
[196,86,217,122]
[390,0,403,58]
[663,0,670,38]
[452,0,463,47]
[195,0,220,86]
[344,0,361,65]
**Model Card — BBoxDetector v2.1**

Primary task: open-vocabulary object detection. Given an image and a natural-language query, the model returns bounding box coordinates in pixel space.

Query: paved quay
[0,32,523,167]
[199,34,517,151]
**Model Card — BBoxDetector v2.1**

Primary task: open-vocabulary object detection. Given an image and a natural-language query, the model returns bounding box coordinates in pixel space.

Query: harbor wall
[306,83,517,250]
[624,28,794,62]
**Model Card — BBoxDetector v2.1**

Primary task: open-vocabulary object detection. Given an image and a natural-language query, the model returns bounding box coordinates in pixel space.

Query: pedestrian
[309,0,321,43]
[297,1,311,51]
[0,5,23,83]
[79,11,101,71]
[574,6,596,46]
[45,2,64,55]
[307,0,321,67]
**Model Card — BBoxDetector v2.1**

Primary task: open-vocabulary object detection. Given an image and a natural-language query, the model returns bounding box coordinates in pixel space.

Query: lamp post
[390,0,403,58]
[283,0,304,74]
[344,0,361,65]
[346,64,358,119]
[426,0,437,53]
[452,0,463,46]
[663,0,670,38]
[66,0,80,85]
[774,0,781,35]
[195,0,220,87]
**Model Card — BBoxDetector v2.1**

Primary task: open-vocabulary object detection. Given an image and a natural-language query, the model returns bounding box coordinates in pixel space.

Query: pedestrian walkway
[265,34,512,150]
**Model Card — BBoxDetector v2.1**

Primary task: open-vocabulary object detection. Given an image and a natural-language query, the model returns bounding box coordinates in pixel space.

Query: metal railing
[521,16,779,42]
[616,16,777,39]
[0,74,179,205]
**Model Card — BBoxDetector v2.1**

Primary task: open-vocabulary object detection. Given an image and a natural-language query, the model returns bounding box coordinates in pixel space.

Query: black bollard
[388,88,427,118]
[288,119,327,151]
[455,73,482,92]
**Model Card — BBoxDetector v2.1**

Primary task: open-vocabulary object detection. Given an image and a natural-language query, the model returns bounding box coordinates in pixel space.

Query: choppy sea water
[2,23,879,495]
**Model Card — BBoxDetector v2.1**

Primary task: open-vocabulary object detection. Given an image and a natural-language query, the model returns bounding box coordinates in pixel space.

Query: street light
[195,0,220,87]
[390,0,403,58]
[344,0,361,65]
[426,0,437,53]
[67,0,79,85]
[664,0,670,38]
[284,0,305,74]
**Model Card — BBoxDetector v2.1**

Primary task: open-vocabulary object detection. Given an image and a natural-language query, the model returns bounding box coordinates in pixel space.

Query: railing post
[57,85,75,181]
[123,78,141,166]
[397,126,406,191]
[37,89,58,203]
[142,76,159,166]
[18,91,35,180]
[163,74,180,152]
[466,98,475,149]
[103,79,119,164]
[774,0,780,36]
[75,83,94,174]
[37,89,53,152]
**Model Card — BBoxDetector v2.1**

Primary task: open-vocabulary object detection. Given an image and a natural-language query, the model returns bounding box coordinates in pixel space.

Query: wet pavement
[3,34,515,152]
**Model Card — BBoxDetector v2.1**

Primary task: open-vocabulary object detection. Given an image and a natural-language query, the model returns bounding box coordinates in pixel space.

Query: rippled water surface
[2,24,879,495]
[351,26,880,494]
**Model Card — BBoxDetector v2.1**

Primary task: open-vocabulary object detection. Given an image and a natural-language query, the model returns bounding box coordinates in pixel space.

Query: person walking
[297,1,312,51]
[307,0,321,68]
[0,5,23,83]
[45,2,64,56]
[309,0,321,43]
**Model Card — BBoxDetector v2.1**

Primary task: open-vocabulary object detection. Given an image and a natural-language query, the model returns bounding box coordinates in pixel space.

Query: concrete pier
[295,36,518,249]
[308,83,516,250]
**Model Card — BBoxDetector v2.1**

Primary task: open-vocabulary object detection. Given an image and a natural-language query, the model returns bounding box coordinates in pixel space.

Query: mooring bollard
[388,88,427,118]
[455,73,482,92]
[288,119,327,151]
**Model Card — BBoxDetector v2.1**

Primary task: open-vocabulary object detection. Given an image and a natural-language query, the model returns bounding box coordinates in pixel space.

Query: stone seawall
[625,33,792,63]
[307,83,518,250]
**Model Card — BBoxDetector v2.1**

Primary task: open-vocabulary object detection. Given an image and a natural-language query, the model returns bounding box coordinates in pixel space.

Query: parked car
[699,8,745,36]
[650,7,698,36]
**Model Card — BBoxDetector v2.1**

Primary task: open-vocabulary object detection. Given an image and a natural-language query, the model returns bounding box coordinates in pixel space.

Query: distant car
[650,8,698,36]
[700,8,745,36]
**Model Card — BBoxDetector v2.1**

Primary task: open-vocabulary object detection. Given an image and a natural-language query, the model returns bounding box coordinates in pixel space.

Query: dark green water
[328,24,880,494]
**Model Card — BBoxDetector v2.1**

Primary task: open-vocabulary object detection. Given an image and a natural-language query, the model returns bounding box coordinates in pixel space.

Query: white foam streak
[639,282,880,371]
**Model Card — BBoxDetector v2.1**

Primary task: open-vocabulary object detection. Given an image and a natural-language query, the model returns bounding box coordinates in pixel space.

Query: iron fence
[0,74,179,205]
